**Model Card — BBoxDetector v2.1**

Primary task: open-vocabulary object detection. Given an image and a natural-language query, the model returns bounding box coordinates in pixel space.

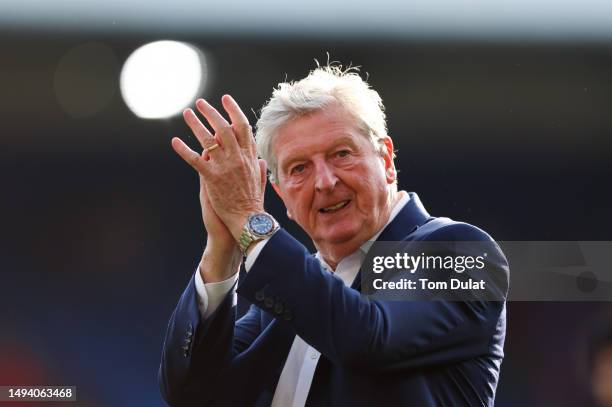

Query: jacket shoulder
[417,217,495,242]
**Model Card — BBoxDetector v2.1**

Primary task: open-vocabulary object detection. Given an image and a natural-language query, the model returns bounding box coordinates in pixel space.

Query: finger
[183,108,215,149]
[201,134,223,161]
[195,99,229,133]
[171,137,208,174]
[259,159,267,195]
[195,98,240,156]
[222,94,253,149]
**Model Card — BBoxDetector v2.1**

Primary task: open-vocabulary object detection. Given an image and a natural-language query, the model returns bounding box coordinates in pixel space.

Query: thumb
[258,159,267,195]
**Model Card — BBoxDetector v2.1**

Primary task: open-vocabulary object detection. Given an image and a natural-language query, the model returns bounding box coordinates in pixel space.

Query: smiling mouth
[320,200,350,213]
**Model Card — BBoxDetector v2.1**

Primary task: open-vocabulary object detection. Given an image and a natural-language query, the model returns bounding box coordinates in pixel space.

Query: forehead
[272,105,367,159]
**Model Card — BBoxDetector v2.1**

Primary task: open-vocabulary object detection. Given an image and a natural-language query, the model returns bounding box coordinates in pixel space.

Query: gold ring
[205,143,220,153]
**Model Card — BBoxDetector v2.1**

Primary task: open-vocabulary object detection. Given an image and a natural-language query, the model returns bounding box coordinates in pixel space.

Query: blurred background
[1,0,612,405]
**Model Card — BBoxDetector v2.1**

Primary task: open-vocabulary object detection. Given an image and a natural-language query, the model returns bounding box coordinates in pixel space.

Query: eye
[336,150,350,158]
[291,164,306,174]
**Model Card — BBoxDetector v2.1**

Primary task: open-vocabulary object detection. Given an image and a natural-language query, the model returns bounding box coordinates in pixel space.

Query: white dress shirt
[194,191,410,406]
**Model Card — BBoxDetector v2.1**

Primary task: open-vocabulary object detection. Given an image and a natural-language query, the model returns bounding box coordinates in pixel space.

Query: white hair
[255,65,389,184]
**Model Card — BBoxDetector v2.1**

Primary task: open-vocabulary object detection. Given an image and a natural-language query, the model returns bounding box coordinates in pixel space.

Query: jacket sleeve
[158,272,262,406]
[236,224,508,372]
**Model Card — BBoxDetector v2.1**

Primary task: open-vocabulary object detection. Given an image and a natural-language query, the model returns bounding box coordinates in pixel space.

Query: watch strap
[238,227,258,254]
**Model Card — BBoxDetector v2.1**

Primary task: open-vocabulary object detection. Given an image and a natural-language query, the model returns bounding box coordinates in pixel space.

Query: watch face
[249,214,274,236]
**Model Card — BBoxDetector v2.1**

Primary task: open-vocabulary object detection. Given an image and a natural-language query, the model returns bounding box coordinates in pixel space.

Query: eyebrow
[279,136,359,173]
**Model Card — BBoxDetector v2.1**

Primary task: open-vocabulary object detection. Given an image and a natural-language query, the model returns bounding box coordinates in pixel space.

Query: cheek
[353,166,387,205]
[283,186,312,219]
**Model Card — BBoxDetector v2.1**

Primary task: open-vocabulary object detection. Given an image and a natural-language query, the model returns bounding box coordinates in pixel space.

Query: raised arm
[161,97,265,406]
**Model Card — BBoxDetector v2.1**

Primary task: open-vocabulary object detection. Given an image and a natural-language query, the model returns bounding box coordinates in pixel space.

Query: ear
[271,181,282,199]
[271,182,293,220]
[380,136,396,184]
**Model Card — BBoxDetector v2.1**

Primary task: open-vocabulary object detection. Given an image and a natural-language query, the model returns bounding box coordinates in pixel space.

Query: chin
[319,225,362,245]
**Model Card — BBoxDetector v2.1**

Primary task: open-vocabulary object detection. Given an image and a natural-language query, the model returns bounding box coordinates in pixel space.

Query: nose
[314,160,338,193]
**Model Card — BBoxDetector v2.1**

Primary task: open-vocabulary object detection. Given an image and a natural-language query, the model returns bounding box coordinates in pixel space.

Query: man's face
[271,103,396,259]
[593,347,612,407]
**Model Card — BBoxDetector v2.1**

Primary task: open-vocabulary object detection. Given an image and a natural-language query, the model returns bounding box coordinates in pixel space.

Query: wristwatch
[238,212,279,255]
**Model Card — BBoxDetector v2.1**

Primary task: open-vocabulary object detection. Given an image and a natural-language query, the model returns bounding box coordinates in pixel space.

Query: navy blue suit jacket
[159,192,509,406]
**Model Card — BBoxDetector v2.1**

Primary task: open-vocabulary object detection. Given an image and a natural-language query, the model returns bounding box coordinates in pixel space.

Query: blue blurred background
[1,1,612,405]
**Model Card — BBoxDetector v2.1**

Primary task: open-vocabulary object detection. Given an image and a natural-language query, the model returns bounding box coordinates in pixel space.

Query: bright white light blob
[120,40,206,119]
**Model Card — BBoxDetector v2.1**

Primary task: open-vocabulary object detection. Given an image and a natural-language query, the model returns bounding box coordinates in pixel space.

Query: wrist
[204,237,239,257]
[228,214,250,243]
[200,245,241,283]
[235,212,279,255]
[224,204,265,242]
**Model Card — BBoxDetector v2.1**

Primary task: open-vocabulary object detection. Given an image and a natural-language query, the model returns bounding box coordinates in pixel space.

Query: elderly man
[159,66,508,406]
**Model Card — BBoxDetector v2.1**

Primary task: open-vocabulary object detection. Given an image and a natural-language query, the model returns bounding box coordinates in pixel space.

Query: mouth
[319,200,351,214]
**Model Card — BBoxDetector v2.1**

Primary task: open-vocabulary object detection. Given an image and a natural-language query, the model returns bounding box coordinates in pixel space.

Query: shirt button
[310,352,319,360]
